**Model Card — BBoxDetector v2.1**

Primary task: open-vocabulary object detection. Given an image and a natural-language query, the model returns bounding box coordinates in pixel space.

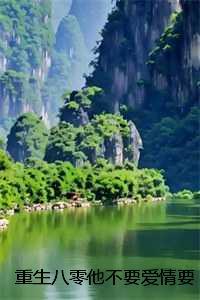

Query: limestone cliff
[86,0,200,190]
[87,0,182,111]
[0,0,53,135]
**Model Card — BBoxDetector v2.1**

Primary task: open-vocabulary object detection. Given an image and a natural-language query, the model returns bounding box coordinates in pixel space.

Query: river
[0,198,199,300]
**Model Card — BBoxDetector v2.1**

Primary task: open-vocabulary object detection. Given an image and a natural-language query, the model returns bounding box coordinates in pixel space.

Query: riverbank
[0,151,170,230]
[0,195,166,231]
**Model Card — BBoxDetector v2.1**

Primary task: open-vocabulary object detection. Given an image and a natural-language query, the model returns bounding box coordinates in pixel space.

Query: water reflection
[0,199,199,300]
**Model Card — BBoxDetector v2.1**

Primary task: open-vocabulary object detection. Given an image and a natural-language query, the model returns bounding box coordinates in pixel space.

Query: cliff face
[147,0,199,114]
[88,0,182,111]
[87,0,200,190]
[0,0,53,135]
[88,0,199,113]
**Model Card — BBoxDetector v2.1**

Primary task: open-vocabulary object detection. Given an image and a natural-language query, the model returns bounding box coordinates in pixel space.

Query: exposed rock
[32,204,46,212]
[125,121,143,167]
[85,120,143,166]
[52,201,70,210]
[6,209,15,216]
[62,106,89,127]
[24,206,33,213]
[86,0,199,190]
[91,200,103,207]
[88,0,180,111]
[104,134,124,165]
[149,0,200,110]
[0,218,9,230]
[114,198,137,206]
[70,199,90,208]
[89,0,199,111]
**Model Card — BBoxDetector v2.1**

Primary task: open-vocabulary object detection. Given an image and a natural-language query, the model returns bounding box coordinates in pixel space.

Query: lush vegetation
[45,112,131,164]
[147,11,183,74]
[44,86,135,165]
[0,0,198,218]
[1,81,170,209]
[47,113,125,159]
[0,149,169,209]
[0,0,52,69]
[0,0,53,131]
[136,9,199,191]
[172,189,200,202]
[0,137,5,150]
[140,107,200,191]
[59,86,103,123]
[7,113,48,163]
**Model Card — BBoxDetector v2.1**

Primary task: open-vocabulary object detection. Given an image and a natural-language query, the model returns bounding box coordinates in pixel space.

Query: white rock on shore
[0,218,9,230]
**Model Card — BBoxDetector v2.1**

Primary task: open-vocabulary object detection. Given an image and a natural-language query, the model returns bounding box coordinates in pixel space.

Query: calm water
[0,199,199,300]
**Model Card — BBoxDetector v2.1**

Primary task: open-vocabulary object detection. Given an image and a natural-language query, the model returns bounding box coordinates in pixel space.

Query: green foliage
[7,112,48,163]
[45,87,131,164]
[79,113,130,155]
[0,0,53,69]
[60,86,103,121]
[0,70,27,104]
[173,190,194,201]
[0,0,53,127]
[0,137,5,150]
[0,150,169,209]
[0,150,12,170]
[45,110,130,164]
[147,11,183,75]
[92,113,130,137]
[86,0,128,95]
[141,107,200,191]
[44,122,82,164]
[89,3,198,192]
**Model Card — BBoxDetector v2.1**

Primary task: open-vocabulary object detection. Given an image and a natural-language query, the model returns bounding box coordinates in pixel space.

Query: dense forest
[0,0,199,212]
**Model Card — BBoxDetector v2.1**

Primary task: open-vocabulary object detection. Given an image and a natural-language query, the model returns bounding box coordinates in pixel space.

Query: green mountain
[0,0,113,132]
